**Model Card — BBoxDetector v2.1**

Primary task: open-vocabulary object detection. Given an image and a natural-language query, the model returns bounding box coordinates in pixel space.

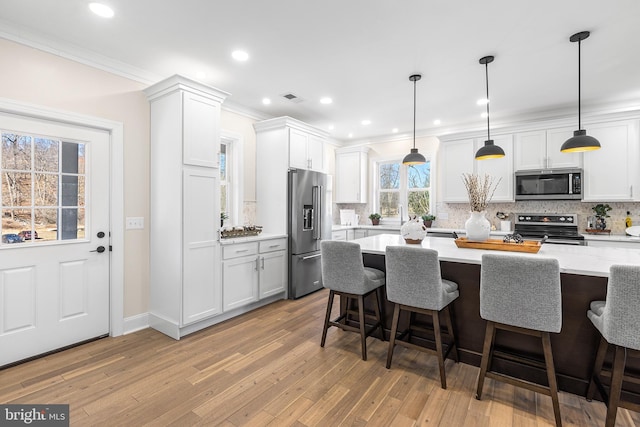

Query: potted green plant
[591,204,612,230]
[421,214,436,228]
[220,212,229,227]
[368,213,382,226]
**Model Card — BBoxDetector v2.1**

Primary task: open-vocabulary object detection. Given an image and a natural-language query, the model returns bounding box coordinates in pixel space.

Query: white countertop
[333,224,510,236]
[581,233,640,243]
[219,233,286,245]
[354,233,640,278]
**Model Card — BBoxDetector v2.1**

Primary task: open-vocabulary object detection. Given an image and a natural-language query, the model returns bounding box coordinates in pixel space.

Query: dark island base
[361,253,640,404]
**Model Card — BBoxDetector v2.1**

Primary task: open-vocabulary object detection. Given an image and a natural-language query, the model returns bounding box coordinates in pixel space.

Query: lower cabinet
[222,237,287,311]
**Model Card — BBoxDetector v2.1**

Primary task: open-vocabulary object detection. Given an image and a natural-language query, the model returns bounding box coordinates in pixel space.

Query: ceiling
[2,0,640,143]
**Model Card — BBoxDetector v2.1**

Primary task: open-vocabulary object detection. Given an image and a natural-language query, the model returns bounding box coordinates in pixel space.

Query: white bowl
[625,226,640,236]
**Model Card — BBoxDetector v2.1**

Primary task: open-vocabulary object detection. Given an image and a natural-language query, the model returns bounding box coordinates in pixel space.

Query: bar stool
[475,254,563,427]
[586,264,640,427]
[384,246,459,389]
[320,240,385,361]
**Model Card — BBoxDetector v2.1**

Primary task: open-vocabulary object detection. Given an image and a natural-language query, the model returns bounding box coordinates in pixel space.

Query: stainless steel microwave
[515,168,583,200]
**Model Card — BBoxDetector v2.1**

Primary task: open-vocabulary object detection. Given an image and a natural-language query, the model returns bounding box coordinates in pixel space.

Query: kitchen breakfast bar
[353,234,640,401]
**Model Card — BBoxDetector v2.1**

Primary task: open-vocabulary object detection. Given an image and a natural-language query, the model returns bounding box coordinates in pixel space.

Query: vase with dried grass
[462,173,501,242]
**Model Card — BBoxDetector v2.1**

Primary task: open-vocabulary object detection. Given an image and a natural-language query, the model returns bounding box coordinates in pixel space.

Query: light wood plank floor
[1,289,639,426]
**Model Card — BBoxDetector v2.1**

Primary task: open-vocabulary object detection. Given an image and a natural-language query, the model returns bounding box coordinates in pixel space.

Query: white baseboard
[122,312,150,335]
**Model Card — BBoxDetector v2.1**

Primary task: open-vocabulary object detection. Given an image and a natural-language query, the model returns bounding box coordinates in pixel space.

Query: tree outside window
[376,160,432,219]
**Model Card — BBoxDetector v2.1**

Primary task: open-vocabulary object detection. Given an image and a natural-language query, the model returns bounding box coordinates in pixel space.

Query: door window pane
[1,131,87,245]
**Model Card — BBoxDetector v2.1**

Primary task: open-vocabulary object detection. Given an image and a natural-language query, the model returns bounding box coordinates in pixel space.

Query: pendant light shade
[561,31,601,153]
[475,56,505,160]
[402,74,426,165]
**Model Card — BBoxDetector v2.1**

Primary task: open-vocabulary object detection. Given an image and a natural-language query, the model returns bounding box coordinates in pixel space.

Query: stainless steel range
[514,213,585,245]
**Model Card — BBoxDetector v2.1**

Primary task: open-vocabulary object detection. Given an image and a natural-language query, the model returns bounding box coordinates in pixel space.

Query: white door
[0,113,110,367]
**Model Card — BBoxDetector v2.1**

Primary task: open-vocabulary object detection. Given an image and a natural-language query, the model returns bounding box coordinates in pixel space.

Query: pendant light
[402,74,426,165]
[561,31,601,153]
[475,55,505,160]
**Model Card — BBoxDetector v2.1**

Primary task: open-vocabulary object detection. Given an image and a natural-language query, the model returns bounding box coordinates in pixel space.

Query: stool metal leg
[386,303,401,369]
[358,294,367,360]
[542,331,562,427]
[606,345,627,427]
[476,320,496,400]
[320,290,335,348]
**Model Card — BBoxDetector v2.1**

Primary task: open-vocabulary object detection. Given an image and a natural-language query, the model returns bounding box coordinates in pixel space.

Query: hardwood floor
[1,289,639,426]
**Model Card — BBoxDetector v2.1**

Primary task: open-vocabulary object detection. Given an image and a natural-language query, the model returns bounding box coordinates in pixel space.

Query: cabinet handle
[268,244,280,248]
[261,257,265,269]
[255,257,259,271]
[236,249,249,253]
[631,185,633,198]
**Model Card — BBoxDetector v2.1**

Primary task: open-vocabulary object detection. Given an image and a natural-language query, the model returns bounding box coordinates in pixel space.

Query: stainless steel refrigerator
[288,169,332,299]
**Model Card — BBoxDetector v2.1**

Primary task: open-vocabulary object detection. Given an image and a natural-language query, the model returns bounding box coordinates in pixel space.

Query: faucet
[399,205,404,225]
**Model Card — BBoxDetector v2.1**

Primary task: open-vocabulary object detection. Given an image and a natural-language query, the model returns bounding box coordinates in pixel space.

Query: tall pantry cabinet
[145,75,229,339]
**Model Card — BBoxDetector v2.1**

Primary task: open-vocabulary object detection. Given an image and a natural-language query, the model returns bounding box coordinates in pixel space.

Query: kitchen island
[354,234,640,400]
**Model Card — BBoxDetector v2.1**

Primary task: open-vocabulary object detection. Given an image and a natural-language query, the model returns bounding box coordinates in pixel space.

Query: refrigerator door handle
[312,185,320,240]
[300,253,322,260]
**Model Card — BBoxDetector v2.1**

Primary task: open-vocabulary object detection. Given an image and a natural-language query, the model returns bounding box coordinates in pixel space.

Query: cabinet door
[183,92,220,168]
[182,168,221,324]
[475,135,514,202]
[354,229,367,239]
[289,129,308,169]
[583,120,639,201]
[223,257,259,311]
[308,135,325,172]
[514,130,546,170]
[546,127,582,169]
[441,139,475,202]
[336,151,365,203]
[259,251,287,298]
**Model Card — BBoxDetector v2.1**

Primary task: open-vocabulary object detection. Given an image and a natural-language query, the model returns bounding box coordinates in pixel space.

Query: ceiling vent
[282,93,304,103]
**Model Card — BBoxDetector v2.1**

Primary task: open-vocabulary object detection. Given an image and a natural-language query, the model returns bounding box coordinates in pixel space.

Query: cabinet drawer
[331,230,347,241]
[223,242,258,260]
[259,238,287,253]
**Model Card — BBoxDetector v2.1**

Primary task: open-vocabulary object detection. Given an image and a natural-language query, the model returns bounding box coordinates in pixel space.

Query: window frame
[373,156,434,223]
[220,130,244,226]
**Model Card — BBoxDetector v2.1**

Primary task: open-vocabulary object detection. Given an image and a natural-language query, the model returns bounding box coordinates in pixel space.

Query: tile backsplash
[336,201,640,234]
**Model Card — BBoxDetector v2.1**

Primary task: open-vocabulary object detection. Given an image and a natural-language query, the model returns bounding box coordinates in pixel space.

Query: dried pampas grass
[462,173,501,212]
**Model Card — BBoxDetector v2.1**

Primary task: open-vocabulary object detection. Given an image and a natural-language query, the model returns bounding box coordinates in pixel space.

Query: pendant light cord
[413,78,417,149]
[485,61,491,141]
[578,38,582,130]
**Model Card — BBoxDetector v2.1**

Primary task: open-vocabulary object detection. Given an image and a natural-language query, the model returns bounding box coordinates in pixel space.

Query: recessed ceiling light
[361,120,371,126]
[392,128,399,133]
[89,2,114,18]
[232,50,249,61]
[348,133,354,138]
[196,71,206,80]
[481,112,489,118]
[433,119,441,125]
[328,124,335,130]
[320,97,332,105]
[262,98,271,105]
[477,98,489,105]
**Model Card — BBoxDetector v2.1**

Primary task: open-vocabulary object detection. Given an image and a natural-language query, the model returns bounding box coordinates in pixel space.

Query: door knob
[91,246,106,253]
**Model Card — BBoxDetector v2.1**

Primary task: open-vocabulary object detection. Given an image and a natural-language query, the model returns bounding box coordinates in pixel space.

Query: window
[219,131,244,226]
[1,132,85,243]
[376,159,432,219]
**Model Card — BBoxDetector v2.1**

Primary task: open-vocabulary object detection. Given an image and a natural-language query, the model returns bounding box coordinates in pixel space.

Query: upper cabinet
[441,135,514,203]
[335,146,369,203]
[288,129,325,172]
[582,119,640,202]
[514,127,581,170]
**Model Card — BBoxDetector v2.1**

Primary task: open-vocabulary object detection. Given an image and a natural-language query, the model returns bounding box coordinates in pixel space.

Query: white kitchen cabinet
[346,229,355,240]
[441,139,475,203]
[331,230,347,241]
[145,75,229,339]
[354,229,367,239]
[255,117,331,235]
[335,147,369,203]
[222,238,287,309]
[514,127,580,170]
[258,238,287,298]
[441,135,514,203]
[288,128,325,172]
[582,119,640,202]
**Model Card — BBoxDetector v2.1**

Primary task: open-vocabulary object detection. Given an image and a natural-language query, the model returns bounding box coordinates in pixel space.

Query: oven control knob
[519,216,524,220]
[567,217,573,222]
[560,217,565,221]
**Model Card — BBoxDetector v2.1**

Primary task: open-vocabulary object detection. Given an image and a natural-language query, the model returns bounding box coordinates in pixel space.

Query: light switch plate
[126,217,144,230]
